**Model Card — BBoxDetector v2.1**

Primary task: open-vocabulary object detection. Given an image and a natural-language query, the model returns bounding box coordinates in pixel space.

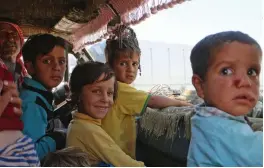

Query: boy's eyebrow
[89,84,102,88]
[42,54,66,58]
[213,60,262,69]
[214,60,231,66]
[212,59,237,67]
[118,58,138,61]
[250,62,261,69]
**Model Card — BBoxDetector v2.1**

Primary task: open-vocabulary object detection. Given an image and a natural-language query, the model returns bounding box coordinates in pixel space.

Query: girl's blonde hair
[42,147,91,167]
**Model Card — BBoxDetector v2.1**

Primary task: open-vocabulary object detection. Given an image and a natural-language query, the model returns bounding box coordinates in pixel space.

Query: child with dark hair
[20,34,72,160]
[102,25,192,159]
[187,31,263,167]
[41,147,91,167]
[67,61,145,167]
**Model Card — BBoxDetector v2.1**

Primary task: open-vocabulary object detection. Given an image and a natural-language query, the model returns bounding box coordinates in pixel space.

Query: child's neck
[32,76,52,91]
[201,101,214,107]
[119,81,134,86]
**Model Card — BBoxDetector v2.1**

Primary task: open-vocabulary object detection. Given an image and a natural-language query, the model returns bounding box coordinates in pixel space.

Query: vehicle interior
[0,0,262,166]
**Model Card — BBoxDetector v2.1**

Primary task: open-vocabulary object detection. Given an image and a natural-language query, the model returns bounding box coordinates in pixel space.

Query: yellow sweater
[102,82,150,158]
[66,112,144,167]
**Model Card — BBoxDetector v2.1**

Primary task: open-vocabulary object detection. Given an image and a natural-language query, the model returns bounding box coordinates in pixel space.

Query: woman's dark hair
[190,31,262,80]
[70,61,117,106]
[105,25,142,74]
[22,33,73,63]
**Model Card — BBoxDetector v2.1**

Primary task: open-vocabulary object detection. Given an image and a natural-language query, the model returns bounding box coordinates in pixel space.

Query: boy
[102,25,192,159]
[187,31,263,167]
[20,34,72,160]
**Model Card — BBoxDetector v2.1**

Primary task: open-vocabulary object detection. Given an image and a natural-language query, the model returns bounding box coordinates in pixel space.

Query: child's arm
[21,103,56,160]
[117,83,191,116]
[147,95,192,109]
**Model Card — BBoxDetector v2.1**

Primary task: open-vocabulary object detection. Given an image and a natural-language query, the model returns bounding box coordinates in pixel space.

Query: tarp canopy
[0,0,190,52]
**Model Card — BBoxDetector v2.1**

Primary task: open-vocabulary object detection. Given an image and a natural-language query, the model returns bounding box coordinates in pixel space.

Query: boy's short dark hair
[22,33,73,63]
[41,147,91,167]
[70,61,118,104]
[190,31,262,80]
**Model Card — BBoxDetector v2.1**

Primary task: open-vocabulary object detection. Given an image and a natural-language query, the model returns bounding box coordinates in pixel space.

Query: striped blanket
[0,135,40,167]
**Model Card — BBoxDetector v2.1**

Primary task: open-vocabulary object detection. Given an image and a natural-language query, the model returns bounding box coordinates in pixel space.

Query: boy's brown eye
[59,60,66,65]
[132,62,139,67]
[92,90,101,94]
[107,91,113,96]
[248,68,257,76]
[221,68,233,75]
[120,62,127,66]
[43,60,51,64]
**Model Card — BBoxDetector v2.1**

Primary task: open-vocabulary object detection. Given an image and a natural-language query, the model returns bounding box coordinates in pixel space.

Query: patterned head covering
[0,21,28,84]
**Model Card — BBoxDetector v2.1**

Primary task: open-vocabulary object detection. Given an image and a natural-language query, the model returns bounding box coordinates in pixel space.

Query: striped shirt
[0,135,40,167]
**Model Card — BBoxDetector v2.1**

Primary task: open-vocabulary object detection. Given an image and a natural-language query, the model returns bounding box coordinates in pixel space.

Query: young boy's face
[194,42,261,116]
[29,46,66,90]
[113,51,140,84]
[80,74,115,119]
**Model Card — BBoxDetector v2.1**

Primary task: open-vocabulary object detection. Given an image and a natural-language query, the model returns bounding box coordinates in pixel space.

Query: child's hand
[179,101,193,107]
[0,81,22,117]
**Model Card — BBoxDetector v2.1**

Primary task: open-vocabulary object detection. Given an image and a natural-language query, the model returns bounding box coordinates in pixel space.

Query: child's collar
[195,103,247,124]
[73,112,101,126]
[22,77,54,105]
[24,77,48,91]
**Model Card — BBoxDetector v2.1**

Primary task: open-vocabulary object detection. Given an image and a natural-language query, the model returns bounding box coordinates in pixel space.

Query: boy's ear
[192,74,205,99]
[24,61,35,75]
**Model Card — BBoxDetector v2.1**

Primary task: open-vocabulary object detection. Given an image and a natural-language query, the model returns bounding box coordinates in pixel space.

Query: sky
[133,0,263,47]
[130,0,263,90]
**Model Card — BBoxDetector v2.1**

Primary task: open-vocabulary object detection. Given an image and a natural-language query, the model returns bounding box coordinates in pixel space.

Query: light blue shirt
[187,105,263,167]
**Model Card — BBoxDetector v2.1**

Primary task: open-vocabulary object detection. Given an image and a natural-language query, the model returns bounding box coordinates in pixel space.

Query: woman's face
[0,23,21,63]
[79,74,115,119]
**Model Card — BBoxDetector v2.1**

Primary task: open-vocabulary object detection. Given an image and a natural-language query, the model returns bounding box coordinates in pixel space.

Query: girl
[66,62,145,167]
[102,25,192,159]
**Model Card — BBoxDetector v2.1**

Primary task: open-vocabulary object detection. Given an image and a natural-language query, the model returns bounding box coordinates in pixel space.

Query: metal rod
[106,1,119,16]
[168,48,171,85]
[150,48,154,83]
